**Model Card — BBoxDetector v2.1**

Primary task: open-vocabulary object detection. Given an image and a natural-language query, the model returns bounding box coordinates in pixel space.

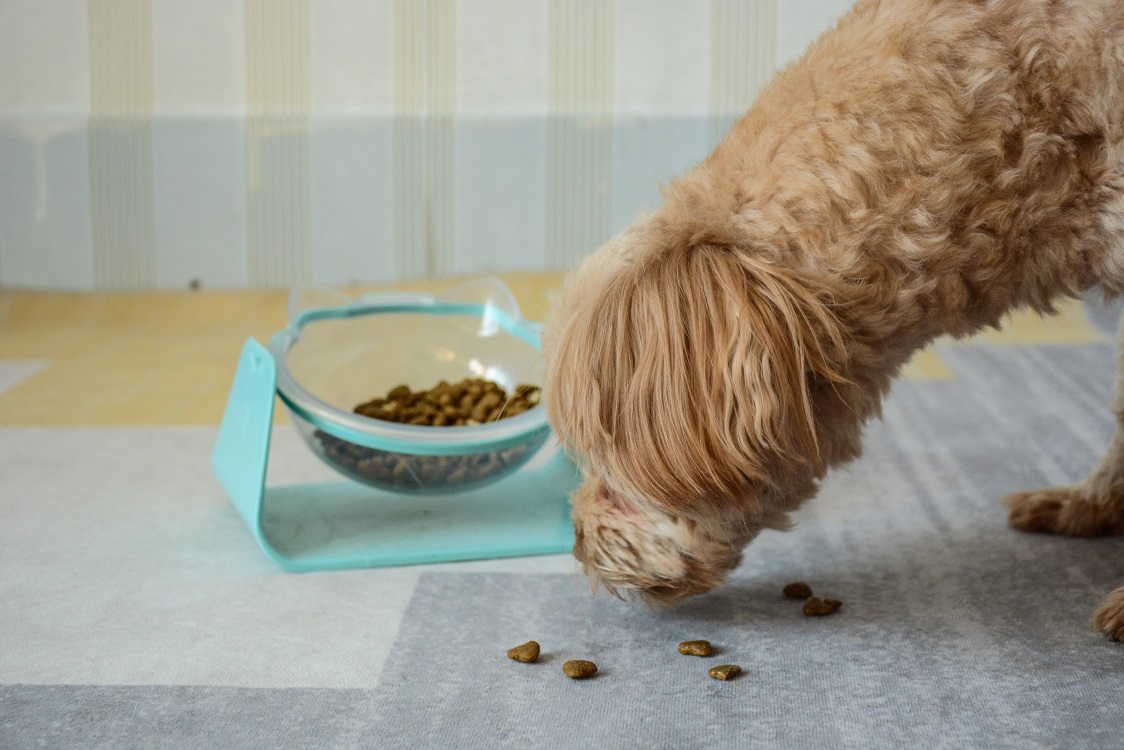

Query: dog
[542,0,1124,639]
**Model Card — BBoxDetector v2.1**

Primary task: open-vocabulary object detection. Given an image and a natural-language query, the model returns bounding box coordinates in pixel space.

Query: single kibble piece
[678,640,713,657]
[708,665,742,681]
[562,660,598,679]
[506,641,540,663]
[783,581,813,599]
[823,598,843,611]
[802,597,836,616]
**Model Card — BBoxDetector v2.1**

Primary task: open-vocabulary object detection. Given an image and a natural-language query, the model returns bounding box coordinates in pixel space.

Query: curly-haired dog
[543,0,1124,639]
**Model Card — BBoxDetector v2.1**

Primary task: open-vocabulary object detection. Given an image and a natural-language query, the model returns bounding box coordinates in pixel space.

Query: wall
[0,0,850,290]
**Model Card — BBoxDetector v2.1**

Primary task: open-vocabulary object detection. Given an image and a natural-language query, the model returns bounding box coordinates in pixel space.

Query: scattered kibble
[677,640,713,656]
[708,664,742,681]
[783,581,813,599]
[507,641,541,663]
[562,660,598,679]
[802,597,837,616]
[503,639,747,683]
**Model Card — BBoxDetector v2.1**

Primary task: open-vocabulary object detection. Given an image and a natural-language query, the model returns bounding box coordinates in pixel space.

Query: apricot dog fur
[543,0,1124,639]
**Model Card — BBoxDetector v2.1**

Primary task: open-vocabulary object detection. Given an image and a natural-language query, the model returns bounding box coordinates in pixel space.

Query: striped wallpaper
[0,0,851,291]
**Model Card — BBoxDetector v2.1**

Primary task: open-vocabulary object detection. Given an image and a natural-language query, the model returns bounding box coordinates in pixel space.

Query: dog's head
[543,211,851,603]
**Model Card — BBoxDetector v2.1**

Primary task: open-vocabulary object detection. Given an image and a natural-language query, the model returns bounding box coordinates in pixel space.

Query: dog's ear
[546,245,849,514]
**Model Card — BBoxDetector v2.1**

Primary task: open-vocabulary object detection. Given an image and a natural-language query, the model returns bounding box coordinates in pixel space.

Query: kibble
[353,379,539,426]
[802,597,837,617]
[314,378,541,490]
[562,660,598,679]
[823,598,843,611]
[506,641,541,663]
[677,640,713,657]
[708,664,742,681]
[783,581,813,599]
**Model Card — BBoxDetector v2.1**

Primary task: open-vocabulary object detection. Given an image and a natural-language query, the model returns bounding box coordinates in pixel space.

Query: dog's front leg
[1003,314,1124,639]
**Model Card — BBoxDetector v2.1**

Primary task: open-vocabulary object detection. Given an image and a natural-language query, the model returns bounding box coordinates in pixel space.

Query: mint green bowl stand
[212,338,580,572]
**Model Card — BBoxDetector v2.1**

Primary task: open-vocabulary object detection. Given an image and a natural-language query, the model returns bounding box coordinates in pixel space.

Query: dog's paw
[1003,485,1124,537]
[1093,587,1124,641]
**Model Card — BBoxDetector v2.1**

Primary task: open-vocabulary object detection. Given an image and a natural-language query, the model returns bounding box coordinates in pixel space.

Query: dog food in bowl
[352,379,539,426]
[313,379,543,491]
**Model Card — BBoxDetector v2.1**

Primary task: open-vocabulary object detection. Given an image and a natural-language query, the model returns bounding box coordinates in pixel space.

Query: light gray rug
[3,298,1124,749]
[354,333,1124,748]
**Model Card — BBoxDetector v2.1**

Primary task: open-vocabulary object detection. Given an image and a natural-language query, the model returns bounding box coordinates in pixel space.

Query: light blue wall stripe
[453,119,548,275]
[394,0,427,280]
[87,0,158,290]
[426,0,456,278]
[0,121,96,289]
[546,0,615,270]
[245,0,312,288]
[309,117,396,286]
[153,121,249,289]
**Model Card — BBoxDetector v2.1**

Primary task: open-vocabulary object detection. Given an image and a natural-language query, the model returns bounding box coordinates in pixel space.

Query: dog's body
[543,0,1124,637]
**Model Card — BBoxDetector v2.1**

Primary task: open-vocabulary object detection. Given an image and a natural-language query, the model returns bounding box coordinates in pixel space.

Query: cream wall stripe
[309,1,395,114]
[546,0,614,270]
[87,0,157,290]
[394,0,426,280]
[245,0,312,288]
[394,0,457,280]
[150,0,245,114]
[709,0,775,145]
[0,0,93,115]
[426,0,456,278]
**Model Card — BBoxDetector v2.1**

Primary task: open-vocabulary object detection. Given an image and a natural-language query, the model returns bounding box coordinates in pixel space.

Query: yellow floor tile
[967,298,1109,345]
[0,273,562,427]
[901,348,956,380]
[0,277,1109,426]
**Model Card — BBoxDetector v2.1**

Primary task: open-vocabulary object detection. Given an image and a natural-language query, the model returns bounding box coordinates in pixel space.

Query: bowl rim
[269,291,553,456]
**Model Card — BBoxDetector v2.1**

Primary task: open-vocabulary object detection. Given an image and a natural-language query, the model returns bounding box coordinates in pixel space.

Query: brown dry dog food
[354,379,539,426]
[562,660,598,679]
[506,641,541,663]
[783,581,813,599]
[823,598,843,611]
[802,597,840,616]
[314,378,541,489]
[708,665,742,681]
[677,640,712,657]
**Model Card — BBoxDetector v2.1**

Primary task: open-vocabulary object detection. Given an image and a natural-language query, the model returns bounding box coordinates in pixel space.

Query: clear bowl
[269,278,553,495]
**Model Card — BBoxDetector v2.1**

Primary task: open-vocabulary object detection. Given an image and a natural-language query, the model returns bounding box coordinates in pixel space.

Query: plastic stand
[212,338,580,572]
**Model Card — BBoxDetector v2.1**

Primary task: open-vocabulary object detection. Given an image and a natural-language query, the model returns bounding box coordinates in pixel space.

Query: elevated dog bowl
[212,278,580,571]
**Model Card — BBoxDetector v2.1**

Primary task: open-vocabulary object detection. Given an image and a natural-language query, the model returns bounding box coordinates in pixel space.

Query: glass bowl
[269,278,554,495]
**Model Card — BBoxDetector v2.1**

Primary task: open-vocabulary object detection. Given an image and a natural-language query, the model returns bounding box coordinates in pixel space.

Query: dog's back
[676,0,1124,336]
